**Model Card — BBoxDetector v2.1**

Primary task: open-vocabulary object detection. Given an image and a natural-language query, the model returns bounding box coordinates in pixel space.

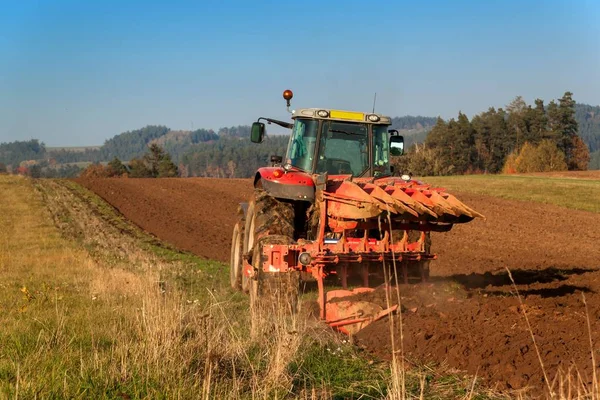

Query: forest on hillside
[1,100,599,177]
[0,116,438,177]
[395,92,590,175]
[576,104,600,169]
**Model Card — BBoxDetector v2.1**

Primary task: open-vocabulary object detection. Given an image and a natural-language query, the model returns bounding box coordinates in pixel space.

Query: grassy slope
[421,174,600,214]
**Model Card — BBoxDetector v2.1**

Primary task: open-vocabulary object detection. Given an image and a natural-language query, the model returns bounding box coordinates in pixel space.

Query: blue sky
[1,0,599,146]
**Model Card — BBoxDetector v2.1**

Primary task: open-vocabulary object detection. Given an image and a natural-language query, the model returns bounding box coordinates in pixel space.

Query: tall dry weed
[0,177,324,398]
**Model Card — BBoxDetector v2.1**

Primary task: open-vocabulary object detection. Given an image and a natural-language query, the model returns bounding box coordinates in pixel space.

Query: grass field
[422,174,600,214]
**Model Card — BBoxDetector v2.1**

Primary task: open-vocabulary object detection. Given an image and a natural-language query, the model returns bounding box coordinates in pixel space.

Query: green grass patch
[422,174,600,213]
[289,342,389,399]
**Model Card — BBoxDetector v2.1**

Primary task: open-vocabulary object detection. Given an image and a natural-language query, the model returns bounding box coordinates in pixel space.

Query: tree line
[393,92,591,175]
[1,100,599,178]
[181,135,288,178]
[79,144,178,179]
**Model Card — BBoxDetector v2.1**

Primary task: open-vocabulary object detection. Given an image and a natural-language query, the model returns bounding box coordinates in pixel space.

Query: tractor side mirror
[251,122,265,143]
[389,134,404,156]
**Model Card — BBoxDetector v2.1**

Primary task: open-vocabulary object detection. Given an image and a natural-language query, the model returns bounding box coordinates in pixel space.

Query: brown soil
[75,178,600,395]
[75,177,254,262]
[355,193,600,394]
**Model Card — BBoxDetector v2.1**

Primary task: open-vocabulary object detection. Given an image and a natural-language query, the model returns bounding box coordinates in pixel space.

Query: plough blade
[325,288,398,335]
[324,178,484,224]
[362,183,420,218]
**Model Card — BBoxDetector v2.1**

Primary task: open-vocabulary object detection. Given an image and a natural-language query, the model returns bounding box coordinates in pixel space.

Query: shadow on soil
[485,284,594,298]
[298,267,598,301]
[436,266,597,298]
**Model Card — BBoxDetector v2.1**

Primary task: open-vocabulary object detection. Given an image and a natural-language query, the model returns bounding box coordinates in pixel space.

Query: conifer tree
[108,157,127,176]
[157,154,179,177]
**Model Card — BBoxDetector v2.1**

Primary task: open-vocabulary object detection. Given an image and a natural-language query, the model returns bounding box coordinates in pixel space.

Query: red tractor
[230,90,482,334]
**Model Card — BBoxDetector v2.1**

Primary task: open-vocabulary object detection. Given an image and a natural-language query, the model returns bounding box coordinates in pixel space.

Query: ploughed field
[76,177,600,393]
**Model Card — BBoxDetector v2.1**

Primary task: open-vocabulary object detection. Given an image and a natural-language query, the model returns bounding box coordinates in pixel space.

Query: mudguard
[254,167,315,202]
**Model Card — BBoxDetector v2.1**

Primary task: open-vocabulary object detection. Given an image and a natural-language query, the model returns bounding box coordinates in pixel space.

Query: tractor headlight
[368,114,380,122]
[317,110,329,118]
[401,173,411,182]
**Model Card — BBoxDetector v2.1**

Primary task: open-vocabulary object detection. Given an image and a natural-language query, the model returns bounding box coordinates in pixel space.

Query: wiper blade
[329,129,365,136]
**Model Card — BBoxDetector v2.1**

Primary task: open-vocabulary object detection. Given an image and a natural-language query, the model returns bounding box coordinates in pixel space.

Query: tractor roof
[291,108,391,125]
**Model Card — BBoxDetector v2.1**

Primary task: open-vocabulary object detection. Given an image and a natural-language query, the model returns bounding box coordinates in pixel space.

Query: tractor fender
[254,167,315,202]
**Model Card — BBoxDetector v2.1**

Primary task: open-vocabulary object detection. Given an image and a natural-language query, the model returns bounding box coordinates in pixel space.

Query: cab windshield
[286,117,391,176]
[317,121,368,176]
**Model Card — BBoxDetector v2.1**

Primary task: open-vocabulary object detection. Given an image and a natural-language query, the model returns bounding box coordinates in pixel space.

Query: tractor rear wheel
[243,188,295,262]
[229,220,244,290]
[242,188,295,293]
[250,235,300,315]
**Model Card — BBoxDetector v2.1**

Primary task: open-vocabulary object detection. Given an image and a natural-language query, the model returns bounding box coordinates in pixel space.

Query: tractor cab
[287,109,395,177]
[251,91,404,178]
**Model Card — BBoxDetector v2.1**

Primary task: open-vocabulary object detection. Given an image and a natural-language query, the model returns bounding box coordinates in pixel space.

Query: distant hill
[390,116,437,148]
[575,104,600,169]
[41,126,218,165]
[0,139,46,166]
[101,125,170,160]
[576,104,600,153]
[46,146,101,152]
[148,128,219,162]
[2,104,599,173]
[390,115,437,131]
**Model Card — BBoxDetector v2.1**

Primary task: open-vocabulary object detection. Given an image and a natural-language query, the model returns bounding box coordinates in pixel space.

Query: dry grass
[1,176,216,397]
[422,175,600,214]
[0,176,387,399]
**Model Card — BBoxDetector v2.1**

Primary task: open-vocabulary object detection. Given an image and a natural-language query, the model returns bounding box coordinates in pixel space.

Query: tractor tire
[250,235,300,315]
[243,188,295,261]
[242,188,295,293]
[229,220,244,290]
